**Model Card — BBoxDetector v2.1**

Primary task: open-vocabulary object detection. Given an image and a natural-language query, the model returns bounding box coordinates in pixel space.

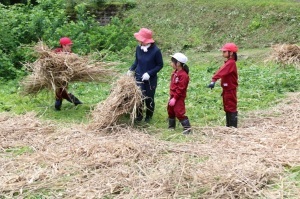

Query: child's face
[222,51,229,58]
[171,61,177,70]
[62,44,72,52]
[222,51,233,59]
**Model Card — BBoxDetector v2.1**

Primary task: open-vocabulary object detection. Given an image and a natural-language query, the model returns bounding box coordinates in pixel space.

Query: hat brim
[220,48,229,51]
[134,33,155,44]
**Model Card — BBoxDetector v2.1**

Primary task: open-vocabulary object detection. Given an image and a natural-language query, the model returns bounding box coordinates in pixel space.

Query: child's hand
[207,82,215,90]
[169,98,176,106]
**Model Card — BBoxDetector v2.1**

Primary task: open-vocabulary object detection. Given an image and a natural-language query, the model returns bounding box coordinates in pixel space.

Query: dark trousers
[137,81,156,119]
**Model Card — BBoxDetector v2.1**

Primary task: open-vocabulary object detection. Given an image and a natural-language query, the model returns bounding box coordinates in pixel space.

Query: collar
[140,44,151,52]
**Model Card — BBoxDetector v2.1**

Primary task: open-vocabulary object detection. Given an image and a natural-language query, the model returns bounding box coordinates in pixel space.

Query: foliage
[0,0,38,5]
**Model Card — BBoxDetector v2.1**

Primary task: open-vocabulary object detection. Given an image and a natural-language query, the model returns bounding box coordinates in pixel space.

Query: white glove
[127,70,134,77]
[142,72,150,81]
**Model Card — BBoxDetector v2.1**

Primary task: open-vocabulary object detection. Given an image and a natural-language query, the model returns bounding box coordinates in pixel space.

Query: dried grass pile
[1,93,300,198]
[90,75,143,129]
[20,42,117,95]
[267,44,300,68]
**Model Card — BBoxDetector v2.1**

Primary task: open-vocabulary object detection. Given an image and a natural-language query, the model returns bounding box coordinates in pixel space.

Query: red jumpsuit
[211,58,238,112]
[168,69,189,121]
[53,48,71,101]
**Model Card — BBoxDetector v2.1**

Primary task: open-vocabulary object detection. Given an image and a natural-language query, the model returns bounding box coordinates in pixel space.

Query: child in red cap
[53,37,82,110]
[168,53,191,134]
[207,43,238,127]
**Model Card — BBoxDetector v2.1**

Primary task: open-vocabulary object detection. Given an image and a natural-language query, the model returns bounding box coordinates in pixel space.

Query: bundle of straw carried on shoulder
[21,41,117,95]
[89,75,143,130]
[267,44,300,68]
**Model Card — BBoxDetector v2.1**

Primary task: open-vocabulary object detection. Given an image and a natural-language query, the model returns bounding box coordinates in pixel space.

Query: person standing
[168,53,191,134]
[53,37,82,111]
[207,43,238,127]
[127,28,163,122]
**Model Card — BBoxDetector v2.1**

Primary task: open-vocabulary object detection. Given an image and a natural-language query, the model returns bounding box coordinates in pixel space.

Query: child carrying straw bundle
[21,40,117,110]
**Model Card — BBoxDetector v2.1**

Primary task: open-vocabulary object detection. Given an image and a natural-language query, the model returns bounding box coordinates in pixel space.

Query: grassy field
[124,0,300,51]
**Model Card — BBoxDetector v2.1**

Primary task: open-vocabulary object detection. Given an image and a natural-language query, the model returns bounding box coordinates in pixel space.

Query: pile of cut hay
[267,44,300,68]
[20,42,117,95]
[1,91,300,198]
[89,75,143,129]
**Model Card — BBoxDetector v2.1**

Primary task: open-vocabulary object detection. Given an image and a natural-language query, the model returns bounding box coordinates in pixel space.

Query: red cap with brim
[220,43,238,52]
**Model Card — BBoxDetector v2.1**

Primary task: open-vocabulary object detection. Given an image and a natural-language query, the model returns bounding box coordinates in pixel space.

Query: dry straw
[20,41,117,95]
[1,93,300,198]
[267,44,300,68]
[89,75,143,129]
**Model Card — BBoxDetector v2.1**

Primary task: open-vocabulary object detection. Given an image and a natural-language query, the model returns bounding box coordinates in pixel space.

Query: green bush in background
[0,0,137,80]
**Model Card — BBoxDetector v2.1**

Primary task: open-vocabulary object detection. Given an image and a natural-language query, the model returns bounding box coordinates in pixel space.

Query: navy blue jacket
[129,44,163,86]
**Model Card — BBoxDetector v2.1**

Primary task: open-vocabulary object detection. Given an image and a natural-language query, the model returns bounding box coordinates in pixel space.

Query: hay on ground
[89,75,143,129]
[1,93,300,198]
[20,42,117,95]
[267,44,300,68]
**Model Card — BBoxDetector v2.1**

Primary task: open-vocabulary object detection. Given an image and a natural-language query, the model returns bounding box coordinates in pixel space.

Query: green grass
[4,146,34,156]
[288,166,300,187]
[125,0,300,51]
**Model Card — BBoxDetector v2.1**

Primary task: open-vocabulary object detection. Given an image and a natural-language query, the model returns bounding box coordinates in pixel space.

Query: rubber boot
[225,112,230,127]
[230,112,238,128]
[55,99,62,111]
[180,118,192,135]
[68,93,82,106]
[168,118,176,129]
[145,109,153,123]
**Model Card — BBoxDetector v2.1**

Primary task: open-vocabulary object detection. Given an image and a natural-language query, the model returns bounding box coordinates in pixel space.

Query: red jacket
[212,58,238,90]
[170,69,189,100]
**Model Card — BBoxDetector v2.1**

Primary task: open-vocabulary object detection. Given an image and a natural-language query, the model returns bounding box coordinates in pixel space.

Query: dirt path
[0,93,299,198]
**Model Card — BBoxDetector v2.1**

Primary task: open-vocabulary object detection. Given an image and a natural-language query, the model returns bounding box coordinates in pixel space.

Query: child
[53,37,82,110]
[207,43,238,127]
[168,53,191,134]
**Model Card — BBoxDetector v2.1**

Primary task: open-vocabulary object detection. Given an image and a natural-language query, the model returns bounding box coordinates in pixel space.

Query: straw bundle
[20,42,117,95]
[268,44,300,68]
[90,75,143,129]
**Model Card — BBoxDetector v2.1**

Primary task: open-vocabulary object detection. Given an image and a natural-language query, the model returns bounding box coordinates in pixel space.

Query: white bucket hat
[171,53,188,64]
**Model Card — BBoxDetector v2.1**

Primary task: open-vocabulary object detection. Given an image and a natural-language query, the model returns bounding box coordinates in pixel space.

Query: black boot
[145,109,153,123]
[226,112,230,127]
[180,118,192,135]
[68,93,82,106]
[168,118,176,129]
[230,112,238,128]
[55,99,62,111]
